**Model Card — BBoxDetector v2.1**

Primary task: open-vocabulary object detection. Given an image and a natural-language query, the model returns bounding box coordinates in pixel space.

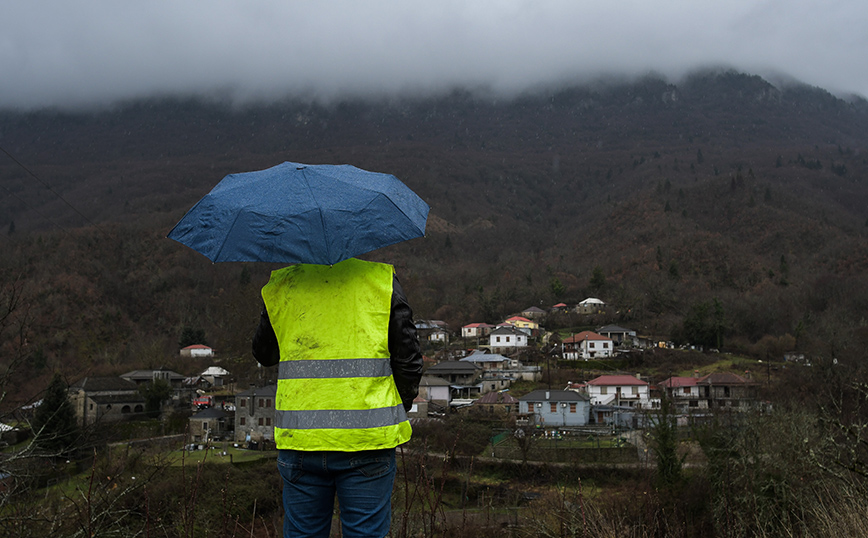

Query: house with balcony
[596,325,637,347]
[424,361,482,400]
[583,375,652,409]
[659,373,758,412]
[562,331,613,359]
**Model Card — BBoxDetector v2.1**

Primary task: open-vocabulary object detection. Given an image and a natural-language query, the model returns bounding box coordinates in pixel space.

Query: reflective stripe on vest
[261,258,411,451]
[275,405,407,430]
[279,358,393,379]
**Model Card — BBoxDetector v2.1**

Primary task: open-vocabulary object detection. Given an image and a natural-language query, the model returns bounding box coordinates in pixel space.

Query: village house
[427,327,450,344]
[68,377,146,427]
[520,306,547,319]
[188,407,231,443]
[659,373,758,411]
[562,331,614,359]
[460,350,517,371]
[200,366,230,387]
[518,390,591,428]
[414,320,450,342]
[596,325,637,347]
[418,375,451,408]
[577,297,606,315]
[234,385,276,445]
[472,391,519,415]
[488,325,529,354]
[582,375,653,409]
[120,367,187,388]
[461,322,494,339]
[503,316,539,335]
[424,361,483,400]
[180,344,214,358]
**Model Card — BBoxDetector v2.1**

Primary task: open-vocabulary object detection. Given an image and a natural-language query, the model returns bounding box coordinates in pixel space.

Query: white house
[577,298,606,314]
[488,326,528,353]
[583,375,652,408]
[418,375,452,406]
[181,344,214,358]
[200,366,230,387]
[562,331,614,359]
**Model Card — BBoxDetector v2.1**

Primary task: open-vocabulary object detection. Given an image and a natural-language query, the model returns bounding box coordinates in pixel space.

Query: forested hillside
[2,69,868,406]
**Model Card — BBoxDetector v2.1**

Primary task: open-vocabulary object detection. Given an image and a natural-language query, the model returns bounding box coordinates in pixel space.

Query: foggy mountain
[2,69,868,401]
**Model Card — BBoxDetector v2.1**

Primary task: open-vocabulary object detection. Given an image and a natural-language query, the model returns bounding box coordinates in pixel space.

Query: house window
[600,387,608,395]
[550,403,557,413]
[240,417,246,426]
[496,337,501,343]
[684,387,691,395]
[689,400,699,408]
[604,342,609,348]
[240,399,246,408]
[266,398,272,408]
[258,417,264,426]
[569,403,577,413]
[258,399,264,408]
[506,337,511,343]
[266,418,272,426]
[632,387,638,395]
[589,342,595,348]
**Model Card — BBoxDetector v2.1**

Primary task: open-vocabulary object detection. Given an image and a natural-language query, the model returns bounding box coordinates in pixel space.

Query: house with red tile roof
[461,322,494,339]
[659,372,758,411]
[561,331,614,359]
[504,316,539,334]
[585,374,652,408]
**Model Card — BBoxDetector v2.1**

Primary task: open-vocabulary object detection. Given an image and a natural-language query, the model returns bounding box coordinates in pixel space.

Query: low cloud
[1,1,866,110]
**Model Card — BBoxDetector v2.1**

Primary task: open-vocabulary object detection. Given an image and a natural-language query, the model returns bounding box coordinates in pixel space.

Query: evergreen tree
[650,394,683,488]
[32,372,79,455]
[179,326,206,348]
[590,266,606,290]
[141,379,173,418]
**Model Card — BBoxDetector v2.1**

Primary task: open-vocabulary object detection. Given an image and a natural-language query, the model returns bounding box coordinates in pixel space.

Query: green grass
[166,446,276,466]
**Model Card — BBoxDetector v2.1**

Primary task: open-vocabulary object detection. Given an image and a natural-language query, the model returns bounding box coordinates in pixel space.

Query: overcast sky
[1,1,866,110]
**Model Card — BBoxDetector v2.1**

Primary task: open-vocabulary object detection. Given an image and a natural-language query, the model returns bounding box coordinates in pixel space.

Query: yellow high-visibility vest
[261,258,411,451]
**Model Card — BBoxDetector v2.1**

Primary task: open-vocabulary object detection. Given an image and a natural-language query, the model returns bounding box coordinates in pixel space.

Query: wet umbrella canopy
[168,162,429,265]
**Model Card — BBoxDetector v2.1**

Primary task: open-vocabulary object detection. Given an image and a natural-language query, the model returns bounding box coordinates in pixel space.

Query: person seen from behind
[252,257,423,538]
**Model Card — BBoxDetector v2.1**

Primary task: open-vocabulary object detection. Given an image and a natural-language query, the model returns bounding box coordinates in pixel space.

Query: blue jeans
[277,448,397,538]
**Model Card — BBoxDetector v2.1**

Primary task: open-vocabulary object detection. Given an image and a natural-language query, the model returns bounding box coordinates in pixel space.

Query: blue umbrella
[168,162,429,264]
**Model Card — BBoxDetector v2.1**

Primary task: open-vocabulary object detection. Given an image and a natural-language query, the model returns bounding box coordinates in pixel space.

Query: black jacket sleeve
[388,276,423,411]
[252,308,280,367]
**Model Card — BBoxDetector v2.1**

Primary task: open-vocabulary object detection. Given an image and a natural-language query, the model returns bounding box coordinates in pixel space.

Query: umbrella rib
[211,210,244,262]
[298,167,332,263]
